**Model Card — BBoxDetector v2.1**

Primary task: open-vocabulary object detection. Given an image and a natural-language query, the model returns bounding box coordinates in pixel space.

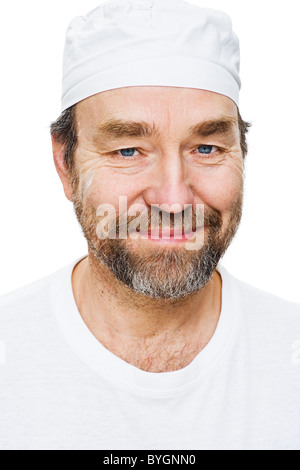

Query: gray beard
[89,235,224,299]
[72,189,243,300]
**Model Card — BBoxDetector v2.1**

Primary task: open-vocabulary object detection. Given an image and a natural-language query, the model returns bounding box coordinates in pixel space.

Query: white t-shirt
[0,255,299,450]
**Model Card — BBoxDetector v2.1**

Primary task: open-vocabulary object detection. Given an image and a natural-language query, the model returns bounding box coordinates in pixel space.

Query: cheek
[82,169,143,210]
[192,166,243,211]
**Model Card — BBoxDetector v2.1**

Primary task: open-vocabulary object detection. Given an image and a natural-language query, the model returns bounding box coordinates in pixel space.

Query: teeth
[139,227,202,237]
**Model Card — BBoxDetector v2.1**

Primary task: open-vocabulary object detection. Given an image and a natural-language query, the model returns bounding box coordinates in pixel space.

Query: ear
[51,136,73,201]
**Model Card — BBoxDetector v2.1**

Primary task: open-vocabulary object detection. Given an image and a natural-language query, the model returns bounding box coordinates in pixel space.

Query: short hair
[50,103,251,173]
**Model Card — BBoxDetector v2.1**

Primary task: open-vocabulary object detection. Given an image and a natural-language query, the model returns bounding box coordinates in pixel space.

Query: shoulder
[234,274,300,320]
[0,257,81,329]
[220,266,300,354]
[0,271,57,333]
[0,273,53,308]
[219,265,300,317]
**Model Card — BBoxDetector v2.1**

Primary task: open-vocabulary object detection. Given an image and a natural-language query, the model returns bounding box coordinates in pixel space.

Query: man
[0,0,299,451]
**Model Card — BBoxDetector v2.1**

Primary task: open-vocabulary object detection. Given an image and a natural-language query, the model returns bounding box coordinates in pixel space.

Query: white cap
[61,0,241,112]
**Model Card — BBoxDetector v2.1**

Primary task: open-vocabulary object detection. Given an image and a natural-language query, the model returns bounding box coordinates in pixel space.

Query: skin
[52,86,244,372]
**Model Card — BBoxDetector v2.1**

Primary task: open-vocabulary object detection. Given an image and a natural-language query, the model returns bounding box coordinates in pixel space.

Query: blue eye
[197,145,213,154]
[119,148,137,157]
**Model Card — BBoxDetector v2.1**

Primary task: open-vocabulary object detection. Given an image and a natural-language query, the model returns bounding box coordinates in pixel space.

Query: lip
[138,227,203,241]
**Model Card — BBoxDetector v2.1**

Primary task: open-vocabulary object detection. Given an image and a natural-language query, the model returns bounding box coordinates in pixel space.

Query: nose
[142,152,194,213]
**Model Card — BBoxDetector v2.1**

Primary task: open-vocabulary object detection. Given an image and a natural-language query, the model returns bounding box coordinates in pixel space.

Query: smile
[138,226,204,243]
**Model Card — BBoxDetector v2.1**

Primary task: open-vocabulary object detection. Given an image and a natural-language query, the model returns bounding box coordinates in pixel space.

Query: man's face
[70,87,244,299]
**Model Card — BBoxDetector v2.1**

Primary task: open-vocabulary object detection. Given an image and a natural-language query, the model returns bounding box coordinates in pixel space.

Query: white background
[0,0,299,301]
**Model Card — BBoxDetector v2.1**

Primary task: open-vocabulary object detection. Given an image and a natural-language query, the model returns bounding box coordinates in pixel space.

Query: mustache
[98,205,222,238]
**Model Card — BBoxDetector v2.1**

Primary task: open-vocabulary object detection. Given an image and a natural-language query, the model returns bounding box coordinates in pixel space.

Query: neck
[72,253,222,372]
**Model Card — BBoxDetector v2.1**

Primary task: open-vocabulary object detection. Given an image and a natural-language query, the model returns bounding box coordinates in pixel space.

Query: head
[51,0,250,300]
[52,86,250,300]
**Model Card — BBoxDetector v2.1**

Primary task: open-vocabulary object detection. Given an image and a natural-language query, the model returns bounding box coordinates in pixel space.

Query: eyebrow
[96,116,237,141]
[96,119,158,139]
[188,116,238,138]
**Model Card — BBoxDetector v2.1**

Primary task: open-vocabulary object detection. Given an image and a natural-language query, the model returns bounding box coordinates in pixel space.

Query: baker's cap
[61,0,241,111]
